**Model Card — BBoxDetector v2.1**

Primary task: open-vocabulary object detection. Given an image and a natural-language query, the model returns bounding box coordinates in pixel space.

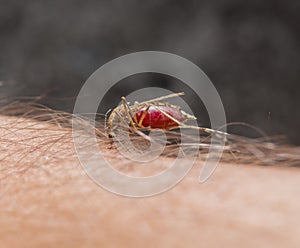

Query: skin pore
[1,110,300,248]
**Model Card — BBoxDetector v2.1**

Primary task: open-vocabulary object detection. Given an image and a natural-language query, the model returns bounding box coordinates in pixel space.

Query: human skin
[1,115,300,248]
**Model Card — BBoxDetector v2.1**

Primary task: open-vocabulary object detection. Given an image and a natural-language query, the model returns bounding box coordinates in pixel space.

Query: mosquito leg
[178,125,229,143]
[137,104,150,127]
[121,96,138,128]
[179,125,229,137]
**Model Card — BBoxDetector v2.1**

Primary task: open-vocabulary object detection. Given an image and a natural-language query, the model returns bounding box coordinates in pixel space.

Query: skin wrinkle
[1,115,300,247]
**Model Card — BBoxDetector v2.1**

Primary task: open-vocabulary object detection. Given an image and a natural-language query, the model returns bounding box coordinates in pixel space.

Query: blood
[135,106,186,129]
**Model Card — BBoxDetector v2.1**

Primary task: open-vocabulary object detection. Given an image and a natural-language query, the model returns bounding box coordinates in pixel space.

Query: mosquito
[105,92,228,142]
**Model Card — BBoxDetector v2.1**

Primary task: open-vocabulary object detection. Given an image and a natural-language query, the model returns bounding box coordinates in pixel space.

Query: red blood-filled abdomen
[135,106,186,129]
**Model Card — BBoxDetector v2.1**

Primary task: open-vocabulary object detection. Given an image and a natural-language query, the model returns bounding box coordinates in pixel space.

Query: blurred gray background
[0,0,299,143]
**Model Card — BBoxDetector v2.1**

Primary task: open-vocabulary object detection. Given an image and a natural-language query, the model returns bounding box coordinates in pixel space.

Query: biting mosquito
[105,92,228,146]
